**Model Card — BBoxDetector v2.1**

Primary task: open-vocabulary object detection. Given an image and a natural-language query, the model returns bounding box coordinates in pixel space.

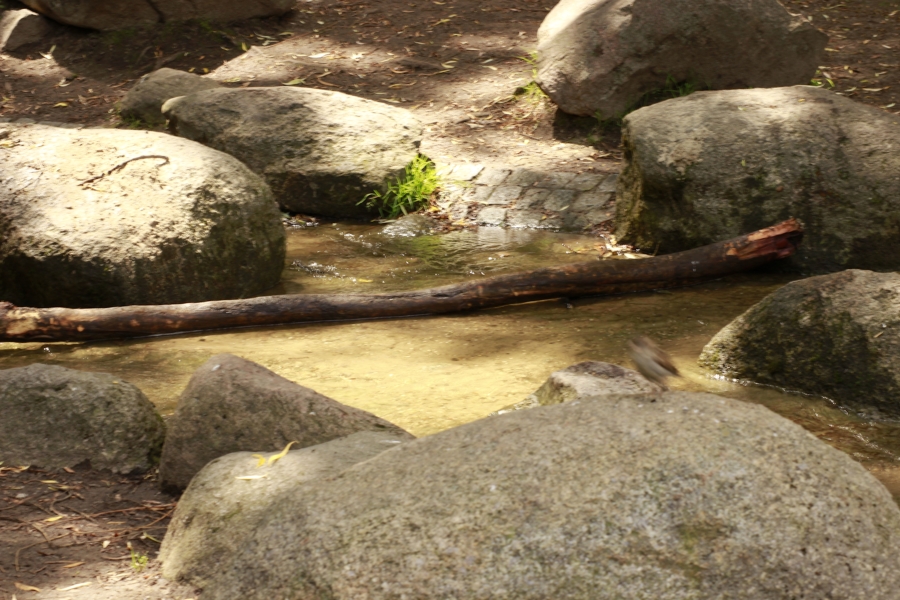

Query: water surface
[2,223,897,501]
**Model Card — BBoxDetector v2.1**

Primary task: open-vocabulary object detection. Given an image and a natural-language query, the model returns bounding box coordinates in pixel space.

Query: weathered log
[0,219,802,342]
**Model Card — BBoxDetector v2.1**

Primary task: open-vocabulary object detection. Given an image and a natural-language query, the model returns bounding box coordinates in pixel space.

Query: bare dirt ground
[0,465,196,600]
[1,0,899,598]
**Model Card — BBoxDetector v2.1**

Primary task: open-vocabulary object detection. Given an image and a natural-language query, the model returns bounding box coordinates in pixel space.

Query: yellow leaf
[241,42,249,51]
[57,582,91,592]
[15,582,41,592]
[44,515,63,522]
[281,78,306,86]
[41,480,58,484]
[251,453,266,467]
[267,441,298,466]
[102,540,110,548]
[824,48,839,52]
[224,77,242,83]
[53,102,68,108]
[357,278,373,283]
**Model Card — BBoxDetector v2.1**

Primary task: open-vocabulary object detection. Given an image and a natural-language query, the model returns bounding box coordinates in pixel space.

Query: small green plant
[358,155,440,219]
[128,542,149,573]
[118,114,146,129]
[518,50,539,66]
[810,69,835,88]
[516,80,548,103]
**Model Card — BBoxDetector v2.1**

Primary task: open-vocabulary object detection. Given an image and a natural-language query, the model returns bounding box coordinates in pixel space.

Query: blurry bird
[627,335,680,390]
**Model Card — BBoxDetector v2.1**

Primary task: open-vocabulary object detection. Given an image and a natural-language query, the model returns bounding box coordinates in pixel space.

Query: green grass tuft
[359,155,440,219]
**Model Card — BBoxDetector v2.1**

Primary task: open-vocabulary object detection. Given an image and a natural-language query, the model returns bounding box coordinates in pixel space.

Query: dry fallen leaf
[267,441,298,466]
[57,582,92,592]
[15,583,41,592]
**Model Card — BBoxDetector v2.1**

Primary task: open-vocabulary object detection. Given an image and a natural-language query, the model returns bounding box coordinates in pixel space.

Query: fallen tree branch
[0,219,802,342]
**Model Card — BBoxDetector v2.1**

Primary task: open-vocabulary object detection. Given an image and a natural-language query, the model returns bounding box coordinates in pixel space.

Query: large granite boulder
[202,391,900,600]
[700,270,900,419]
[159,431,409,588]
[162,87,423,218]
[492,360,661,414]
[615,86,900,273]
[158,354,414,491]
[0,123,284,308]
[119,68,221,126]
[0,8,53,52]
[0,364,164,473]
[536,0,826,118]
[19,0,294,31]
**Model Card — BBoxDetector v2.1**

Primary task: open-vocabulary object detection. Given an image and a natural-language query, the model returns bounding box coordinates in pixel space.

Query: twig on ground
[79,155,170,187]
[15,532,71,571]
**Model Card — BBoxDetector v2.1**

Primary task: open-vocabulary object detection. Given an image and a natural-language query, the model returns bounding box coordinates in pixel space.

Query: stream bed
[2,222,898,502]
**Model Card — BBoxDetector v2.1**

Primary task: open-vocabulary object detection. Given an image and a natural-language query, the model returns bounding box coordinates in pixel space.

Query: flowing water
[1,222,898,502]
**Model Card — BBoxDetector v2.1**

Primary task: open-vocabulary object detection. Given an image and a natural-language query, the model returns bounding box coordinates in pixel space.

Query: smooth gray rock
[158,354,414,492]
[162,87,423,218]
[0,8,52,51]
[0,364,164,473]
[0,124,284,308]
[700,269,900,419]
[615,86,900,273]
[119,68,220,126]
[19,0,294,31]
[537,0,826,117]
[160,431,408,588]
[203,391,900,600]
[492,360,661,415]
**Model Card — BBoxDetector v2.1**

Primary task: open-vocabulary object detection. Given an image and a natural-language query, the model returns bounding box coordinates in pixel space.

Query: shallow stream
[2,222,898,502]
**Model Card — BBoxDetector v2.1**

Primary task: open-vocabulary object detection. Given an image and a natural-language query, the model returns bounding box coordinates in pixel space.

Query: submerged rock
[162,87,422,218]
[614,86,900,273]
[378,214,436,238]
[160,431,409,588]
[0,124,285,308]
[0,364,164,474]
[492,360,661,414]
[700,269,900,419]
[536,0,826,118]
[202,391,900,600]
[158,354,414,491]
[119,68,221,126]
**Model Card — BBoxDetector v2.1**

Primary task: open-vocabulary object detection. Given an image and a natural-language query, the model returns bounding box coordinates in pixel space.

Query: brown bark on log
[0,219,802,342]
